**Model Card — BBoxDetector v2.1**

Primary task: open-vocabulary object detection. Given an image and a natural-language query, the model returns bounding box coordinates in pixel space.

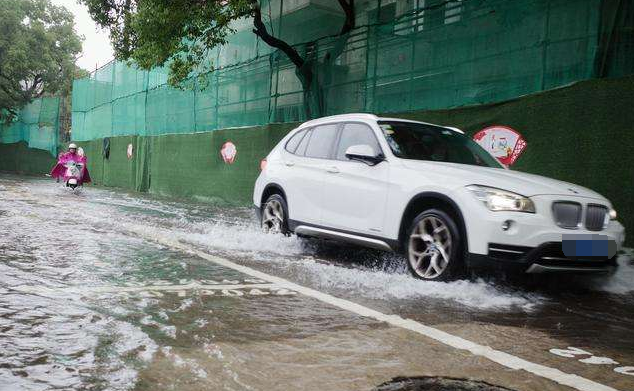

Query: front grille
[586,204,608,231]
[552,202,581,229]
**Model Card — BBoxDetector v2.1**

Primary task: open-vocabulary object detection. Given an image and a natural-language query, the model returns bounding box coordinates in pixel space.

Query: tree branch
[251,3,304,69]
[25,75,43,99]
[324,0,356,63]
[337,0,355,36]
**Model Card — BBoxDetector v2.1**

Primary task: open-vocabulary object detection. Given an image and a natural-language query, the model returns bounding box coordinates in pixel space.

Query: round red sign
[220,141,237,164]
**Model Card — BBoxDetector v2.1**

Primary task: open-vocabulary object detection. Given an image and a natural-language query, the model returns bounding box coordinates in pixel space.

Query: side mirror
[345,144,384,165]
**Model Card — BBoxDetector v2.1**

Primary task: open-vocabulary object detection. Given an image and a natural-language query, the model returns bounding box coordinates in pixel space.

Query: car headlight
[609,208,617,220]
[466,185,535,213]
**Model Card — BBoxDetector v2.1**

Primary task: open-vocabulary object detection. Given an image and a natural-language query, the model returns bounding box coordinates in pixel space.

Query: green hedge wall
[74,123,296,205]
[147,124,296,203]
[0,141,56,176]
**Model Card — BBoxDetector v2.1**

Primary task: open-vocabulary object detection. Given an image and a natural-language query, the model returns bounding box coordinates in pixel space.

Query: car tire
[405,209,464,281]
[261,194,290,235]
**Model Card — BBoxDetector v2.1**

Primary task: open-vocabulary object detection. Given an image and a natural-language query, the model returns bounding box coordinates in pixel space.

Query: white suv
[253,114,625,280]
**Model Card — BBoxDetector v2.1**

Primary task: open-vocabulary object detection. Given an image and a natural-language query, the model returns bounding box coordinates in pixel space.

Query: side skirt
[288,220,399,252]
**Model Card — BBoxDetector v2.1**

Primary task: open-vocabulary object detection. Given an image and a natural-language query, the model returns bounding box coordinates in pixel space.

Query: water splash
[587,250,634,294]
[144,219,544,311]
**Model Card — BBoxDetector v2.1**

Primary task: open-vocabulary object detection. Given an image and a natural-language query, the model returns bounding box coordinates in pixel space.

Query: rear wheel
[261,194,289,235]
[405,209,464,281]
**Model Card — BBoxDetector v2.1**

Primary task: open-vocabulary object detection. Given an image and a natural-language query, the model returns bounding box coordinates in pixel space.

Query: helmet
[68,143,77,149]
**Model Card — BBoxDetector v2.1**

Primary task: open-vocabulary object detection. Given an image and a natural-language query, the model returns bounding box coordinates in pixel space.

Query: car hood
[400,160,606,200]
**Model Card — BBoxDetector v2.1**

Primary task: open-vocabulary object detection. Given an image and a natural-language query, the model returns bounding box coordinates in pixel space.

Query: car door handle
[326,166,340,174]
[285,162,295,167]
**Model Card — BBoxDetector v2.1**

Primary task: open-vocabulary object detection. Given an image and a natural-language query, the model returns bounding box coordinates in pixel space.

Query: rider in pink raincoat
[50,143,92,185]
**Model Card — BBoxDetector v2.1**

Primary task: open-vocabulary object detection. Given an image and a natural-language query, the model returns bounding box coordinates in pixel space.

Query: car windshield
[378,121,502,168]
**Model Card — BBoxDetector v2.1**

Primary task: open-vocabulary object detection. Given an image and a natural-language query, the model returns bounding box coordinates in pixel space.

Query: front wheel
[261,194,290,235]
[405,209,464,281]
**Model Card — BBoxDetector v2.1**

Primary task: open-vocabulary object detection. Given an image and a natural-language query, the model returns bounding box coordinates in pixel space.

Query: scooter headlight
[466,185,535,213]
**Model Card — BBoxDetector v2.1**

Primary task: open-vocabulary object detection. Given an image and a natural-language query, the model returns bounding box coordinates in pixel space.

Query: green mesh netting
[0,97,60,156]
[70,0,634,142]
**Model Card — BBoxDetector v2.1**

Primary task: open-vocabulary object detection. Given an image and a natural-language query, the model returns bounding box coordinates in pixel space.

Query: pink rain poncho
[50,152,92,185]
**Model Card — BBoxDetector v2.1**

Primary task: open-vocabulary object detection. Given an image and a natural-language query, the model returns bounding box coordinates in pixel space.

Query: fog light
[501,220,512,231]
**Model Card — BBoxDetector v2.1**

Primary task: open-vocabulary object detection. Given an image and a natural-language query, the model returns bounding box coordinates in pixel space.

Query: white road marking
[549,347,633,376]
[579,357,620,365]
[614,367,634,376]
[137,233,623,391]
[13,283,278,294]
[550,347,592,358]
[12,283,298,299]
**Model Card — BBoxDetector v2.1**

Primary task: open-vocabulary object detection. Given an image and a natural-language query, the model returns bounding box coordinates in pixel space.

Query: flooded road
[1,173,633,391]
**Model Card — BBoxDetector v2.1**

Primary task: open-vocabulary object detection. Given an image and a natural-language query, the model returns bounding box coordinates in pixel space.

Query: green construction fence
[2,75,632,244]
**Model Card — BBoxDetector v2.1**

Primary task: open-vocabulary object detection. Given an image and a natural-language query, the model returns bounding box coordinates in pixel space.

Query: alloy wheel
[262,199,284,233]
[408,216,453,279]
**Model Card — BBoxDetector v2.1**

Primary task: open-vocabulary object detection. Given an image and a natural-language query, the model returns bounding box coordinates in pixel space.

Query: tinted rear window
[295,129,312,156]
[285,129,307,154]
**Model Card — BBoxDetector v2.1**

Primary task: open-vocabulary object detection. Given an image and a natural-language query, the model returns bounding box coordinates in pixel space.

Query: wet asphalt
[1,173,633,391]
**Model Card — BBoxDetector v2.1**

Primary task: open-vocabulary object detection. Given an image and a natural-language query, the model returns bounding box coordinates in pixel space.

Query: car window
[295,129,312,156]
[335,123,381,160]
[305,124,339,159]
[378,121,502,168]
[285,129,307,154]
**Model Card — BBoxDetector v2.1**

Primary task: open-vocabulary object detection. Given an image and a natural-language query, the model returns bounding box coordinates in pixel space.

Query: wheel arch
[398,192,468,254]
[261,183,287,207]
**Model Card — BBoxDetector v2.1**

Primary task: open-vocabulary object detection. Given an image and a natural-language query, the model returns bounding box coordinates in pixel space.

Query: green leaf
[0,0,82,123]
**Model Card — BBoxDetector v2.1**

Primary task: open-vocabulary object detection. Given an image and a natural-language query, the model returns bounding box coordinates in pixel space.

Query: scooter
[63,160,85,190]
[50,148,91,191]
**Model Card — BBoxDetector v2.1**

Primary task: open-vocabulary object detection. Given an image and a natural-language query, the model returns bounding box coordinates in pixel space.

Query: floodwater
[1,173,633,391]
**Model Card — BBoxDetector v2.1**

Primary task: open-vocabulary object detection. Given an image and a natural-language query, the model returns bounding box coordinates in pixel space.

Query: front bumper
[468,242,618,274]
[458,193,626,256]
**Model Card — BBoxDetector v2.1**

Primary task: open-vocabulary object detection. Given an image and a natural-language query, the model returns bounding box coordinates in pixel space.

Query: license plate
[562,234,616,259]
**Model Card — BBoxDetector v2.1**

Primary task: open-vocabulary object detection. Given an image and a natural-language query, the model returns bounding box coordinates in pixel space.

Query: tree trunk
[251,0,355,120]
[296,59,321,119]
[314,0,355,117]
